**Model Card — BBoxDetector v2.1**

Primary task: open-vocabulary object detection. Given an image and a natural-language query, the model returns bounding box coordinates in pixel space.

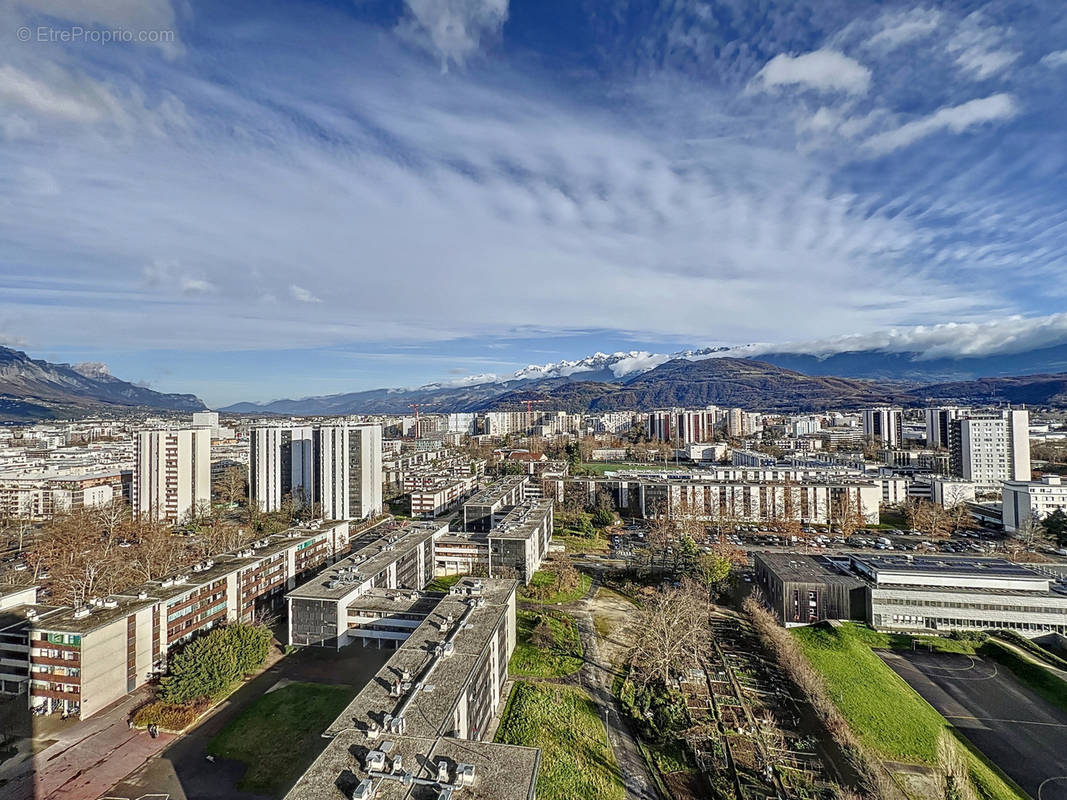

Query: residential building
[317,424,384,521]
[925,406,968,449]
[949,409,1031,488]
[248,425,315,511]
[862,407,903,448]
[283,577,537,800]
[18,519,362,718]
[287,520,445,648]
[552,470,881,526]
[250,423,384,520]
[132,428,211,522]
[463,476,528,532]
[1003,474,1067,533]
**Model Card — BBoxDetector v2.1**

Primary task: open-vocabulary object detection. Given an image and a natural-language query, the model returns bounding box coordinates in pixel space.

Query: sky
[2,0,1067,407]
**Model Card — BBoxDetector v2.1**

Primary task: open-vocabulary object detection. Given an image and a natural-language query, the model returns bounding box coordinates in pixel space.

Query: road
[881,650,1067,800]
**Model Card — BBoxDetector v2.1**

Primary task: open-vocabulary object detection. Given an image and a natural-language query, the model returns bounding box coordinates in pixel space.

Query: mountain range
[0,347,206,421]
[221,349,1067,416]
[4,342,1067,423]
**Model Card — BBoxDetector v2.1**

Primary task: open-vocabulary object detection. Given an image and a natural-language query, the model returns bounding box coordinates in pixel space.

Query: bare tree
[128,520,192,582]
[904,499,950,539]
[630,586,707,686]
[214,465,247,506]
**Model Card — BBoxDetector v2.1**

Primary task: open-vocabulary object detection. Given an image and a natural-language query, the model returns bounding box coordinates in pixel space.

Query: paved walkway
[0,687,175,800]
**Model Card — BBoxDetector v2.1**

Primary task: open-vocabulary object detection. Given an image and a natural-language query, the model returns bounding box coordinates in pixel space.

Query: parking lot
[882,650,1067,800]
[602,521,1005,564]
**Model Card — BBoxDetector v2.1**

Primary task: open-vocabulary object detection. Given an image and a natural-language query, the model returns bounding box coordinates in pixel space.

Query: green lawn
[853,625,984,655]
[870,508,908,530]
[793,623,1026,800]
[510,610,584,678]
[519,569,593,604]
[553,532,610,553]
[495,682,624,800]
[793,623,948,764]
[207,682,356,796]
[424,574,463,592]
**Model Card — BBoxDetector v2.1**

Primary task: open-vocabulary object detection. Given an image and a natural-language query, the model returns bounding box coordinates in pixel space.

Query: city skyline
[3,1,1067,404]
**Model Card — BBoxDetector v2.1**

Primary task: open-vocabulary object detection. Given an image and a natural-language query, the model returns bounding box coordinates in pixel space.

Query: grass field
[495,682,624,800]
[793,624,946,764]
[519,569,593,604]
[510,610,584,678]
[857,626,984,655]
[553,532,611,552]
[207,682,355,796]
[793,623,1025,800]
[424,574,463,592]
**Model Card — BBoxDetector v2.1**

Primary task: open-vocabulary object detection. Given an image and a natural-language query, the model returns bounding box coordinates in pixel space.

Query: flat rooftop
[284,730,539,800]
[346,589,442,618]
[464,476,527,507]
[489,499,553,541]
[755,553,866,588]
[851,554,1045,580]
[288,521,447,602]
[325,577,516,739]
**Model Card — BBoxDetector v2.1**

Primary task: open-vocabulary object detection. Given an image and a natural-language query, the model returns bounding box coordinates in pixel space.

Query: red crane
[407,402,436,439]
[517,398,547,415]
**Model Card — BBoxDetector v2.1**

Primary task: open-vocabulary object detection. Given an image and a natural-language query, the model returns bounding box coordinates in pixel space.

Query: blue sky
[2,0,1067,406]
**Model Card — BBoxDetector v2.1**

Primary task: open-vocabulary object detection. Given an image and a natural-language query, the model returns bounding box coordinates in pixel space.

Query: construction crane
[407,402,436,439]
[516,398,548,415]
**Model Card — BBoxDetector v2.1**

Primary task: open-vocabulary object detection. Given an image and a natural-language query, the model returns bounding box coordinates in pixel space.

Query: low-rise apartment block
[1003,474,1067,533]
[284,577,538,800]
[5,519,367,718]
[462,476,528,532]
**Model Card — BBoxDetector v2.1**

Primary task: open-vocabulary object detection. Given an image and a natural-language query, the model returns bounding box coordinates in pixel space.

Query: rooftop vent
[365,750,386,772]
[436,759,449,783]
[456,763,476,787]
[73,606,91,619]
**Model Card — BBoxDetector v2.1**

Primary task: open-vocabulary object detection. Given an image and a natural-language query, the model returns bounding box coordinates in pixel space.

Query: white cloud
[0,64,119,123]
[289,284,322,304]
[866,8,941,50]
[611,352,671,378]
[864,94,1018,154]
[396,0,508,71]
[946,13,1019,80]
[1041,50,1067,68]
[180,278,216,295]
[0,63,189,133]
[12,0,181,56]
[725,312,1067,361]
[750,49,871,95]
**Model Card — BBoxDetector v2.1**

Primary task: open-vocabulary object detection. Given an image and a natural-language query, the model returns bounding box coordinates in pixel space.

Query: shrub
[946,630,989,646]
[160,622,272,704]
[132,699,210,731]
